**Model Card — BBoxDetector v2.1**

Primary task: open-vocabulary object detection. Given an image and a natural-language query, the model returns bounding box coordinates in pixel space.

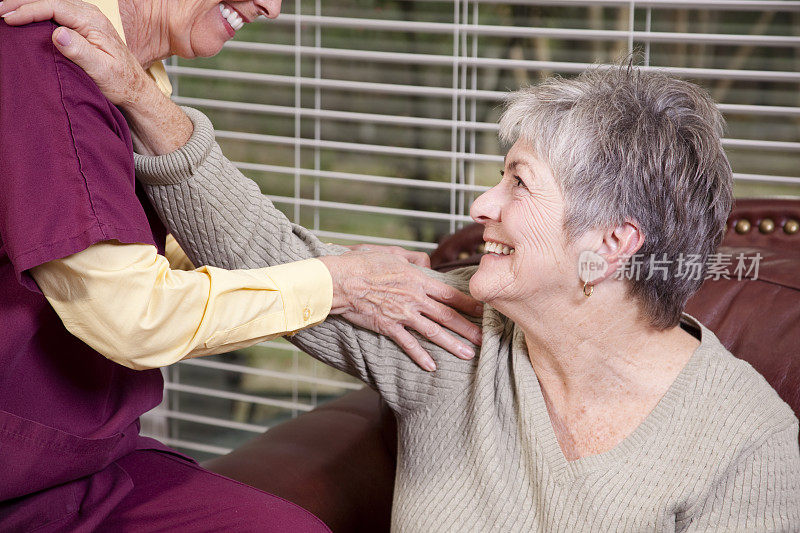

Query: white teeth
[483,241,515,255]
[219,3,244,31]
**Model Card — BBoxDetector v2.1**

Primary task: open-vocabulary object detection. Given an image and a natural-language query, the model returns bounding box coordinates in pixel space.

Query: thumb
[51,27,91,67]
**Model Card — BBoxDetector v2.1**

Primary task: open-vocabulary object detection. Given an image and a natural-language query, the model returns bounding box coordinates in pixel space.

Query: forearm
[135,107,340,268]
[135,107,471,412]
[31,241,331,370]
[122,79,193,156]
[135,107,406,388]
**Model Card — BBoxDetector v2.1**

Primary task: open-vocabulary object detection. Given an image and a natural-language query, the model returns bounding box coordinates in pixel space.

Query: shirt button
[302,307,311,321]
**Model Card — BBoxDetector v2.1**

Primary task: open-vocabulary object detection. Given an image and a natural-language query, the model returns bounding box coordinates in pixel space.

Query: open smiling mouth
[219,3,245,31]
[483,241,515,255]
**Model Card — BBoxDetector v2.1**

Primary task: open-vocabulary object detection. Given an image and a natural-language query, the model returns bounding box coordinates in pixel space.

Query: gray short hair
[499,65,733,329]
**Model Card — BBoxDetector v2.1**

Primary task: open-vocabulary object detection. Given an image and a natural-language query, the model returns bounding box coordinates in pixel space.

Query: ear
[593,220,644,283]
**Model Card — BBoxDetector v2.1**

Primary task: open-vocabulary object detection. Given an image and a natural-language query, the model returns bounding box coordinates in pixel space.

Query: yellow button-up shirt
[30,0,332,370]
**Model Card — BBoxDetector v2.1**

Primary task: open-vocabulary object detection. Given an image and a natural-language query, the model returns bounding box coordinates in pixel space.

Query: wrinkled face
[469,139,574,311]
[170,0,281,58]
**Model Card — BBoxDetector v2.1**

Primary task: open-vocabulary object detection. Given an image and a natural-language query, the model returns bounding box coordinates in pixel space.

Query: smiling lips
[484,241,515,255]
[219,3,245,31]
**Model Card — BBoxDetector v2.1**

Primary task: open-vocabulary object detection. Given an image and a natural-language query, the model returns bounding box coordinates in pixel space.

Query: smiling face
[167,0,281,59]
[469,139,576,314]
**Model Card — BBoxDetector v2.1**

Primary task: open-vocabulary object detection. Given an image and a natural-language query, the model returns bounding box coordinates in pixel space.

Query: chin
[468,268,495,305]
[197,42,227,58]
[469,259,528,311]
[188,32,229,57]
[186,11,232,58]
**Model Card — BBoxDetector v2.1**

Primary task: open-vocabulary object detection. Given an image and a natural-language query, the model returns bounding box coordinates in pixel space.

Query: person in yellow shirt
[7,0,483,371]
[0,0,481,529]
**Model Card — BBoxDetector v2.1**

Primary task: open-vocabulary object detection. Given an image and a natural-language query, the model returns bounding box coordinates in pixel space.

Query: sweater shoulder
[685,321,797,451]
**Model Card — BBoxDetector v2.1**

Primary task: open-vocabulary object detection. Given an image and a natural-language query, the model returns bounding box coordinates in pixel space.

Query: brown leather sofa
[204,198,800,532]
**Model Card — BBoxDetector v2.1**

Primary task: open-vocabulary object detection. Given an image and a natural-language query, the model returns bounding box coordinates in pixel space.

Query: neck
[118,0,172,69]
[500,283,698,410]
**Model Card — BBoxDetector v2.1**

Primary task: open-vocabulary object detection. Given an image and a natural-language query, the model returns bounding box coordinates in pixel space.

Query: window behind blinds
[141,0,800,461]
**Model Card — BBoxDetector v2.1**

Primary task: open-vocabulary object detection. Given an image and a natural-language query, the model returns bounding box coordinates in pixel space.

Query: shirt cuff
[133,106,216,186]
[263,258,333,334]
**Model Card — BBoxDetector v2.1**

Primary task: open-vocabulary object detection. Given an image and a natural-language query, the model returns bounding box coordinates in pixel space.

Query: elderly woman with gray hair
[20,7,800,530]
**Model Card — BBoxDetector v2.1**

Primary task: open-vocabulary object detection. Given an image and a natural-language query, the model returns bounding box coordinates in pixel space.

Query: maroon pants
[9,450,330,532]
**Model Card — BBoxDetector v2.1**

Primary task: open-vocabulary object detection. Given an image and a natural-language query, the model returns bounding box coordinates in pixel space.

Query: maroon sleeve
[0,20,160,291]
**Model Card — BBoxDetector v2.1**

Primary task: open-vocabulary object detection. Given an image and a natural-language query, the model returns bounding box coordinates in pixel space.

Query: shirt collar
[82,0,173,96]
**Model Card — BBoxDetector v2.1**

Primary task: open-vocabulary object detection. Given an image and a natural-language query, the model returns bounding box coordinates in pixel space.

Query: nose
[256,0,281,18]
[470,184,503,225]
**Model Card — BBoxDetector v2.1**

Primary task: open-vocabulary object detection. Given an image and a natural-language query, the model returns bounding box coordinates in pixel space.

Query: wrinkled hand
[343,243,431,268]
[319,251,483,372]
[0,0,149,108]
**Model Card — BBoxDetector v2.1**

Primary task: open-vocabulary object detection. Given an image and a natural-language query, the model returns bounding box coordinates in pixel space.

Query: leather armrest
[202,387,396,533]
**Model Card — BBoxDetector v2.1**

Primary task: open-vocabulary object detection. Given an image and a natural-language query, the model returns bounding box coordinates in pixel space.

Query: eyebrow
[505,160,533,174]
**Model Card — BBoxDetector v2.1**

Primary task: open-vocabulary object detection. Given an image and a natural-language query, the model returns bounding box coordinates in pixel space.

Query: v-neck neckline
[511,314,709,482]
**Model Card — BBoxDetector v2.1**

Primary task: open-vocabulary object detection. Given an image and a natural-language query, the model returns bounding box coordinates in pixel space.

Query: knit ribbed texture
[137,107,800,532]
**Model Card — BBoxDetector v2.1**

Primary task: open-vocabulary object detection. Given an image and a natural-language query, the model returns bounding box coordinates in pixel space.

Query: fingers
[0,0,59,25]
[0,0,34,18]
[2,0,112,40]
[343,244,430,268]
[419,299,482,348]
[380,246,429,267]
[398,249,431,268]
[386,326,437,372]
[2,0,78,28]
[0,0,41,13]
[407,314,477,362]
[425,277,484,319]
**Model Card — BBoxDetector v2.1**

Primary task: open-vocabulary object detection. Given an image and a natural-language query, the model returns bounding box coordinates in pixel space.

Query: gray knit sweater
[135,107,800,532]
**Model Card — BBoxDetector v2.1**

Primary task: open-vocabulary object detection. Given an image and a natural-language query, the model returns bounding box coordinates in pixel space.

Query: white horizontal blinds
[170,0,799,201]
[142,1,800,460]
[142,343,364,460]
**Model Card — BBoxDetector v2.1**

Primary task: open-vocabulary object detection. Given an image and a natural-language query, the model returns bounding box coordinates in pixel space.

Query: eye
[514,176,525,188]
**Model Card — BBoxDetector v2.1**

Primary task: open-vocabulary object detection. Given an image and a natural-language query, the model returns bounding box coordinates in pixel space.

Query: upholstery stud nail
[458,251,470,260]
[758,218,775,234]
[734,219,751,234]
[784,219,799,235]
